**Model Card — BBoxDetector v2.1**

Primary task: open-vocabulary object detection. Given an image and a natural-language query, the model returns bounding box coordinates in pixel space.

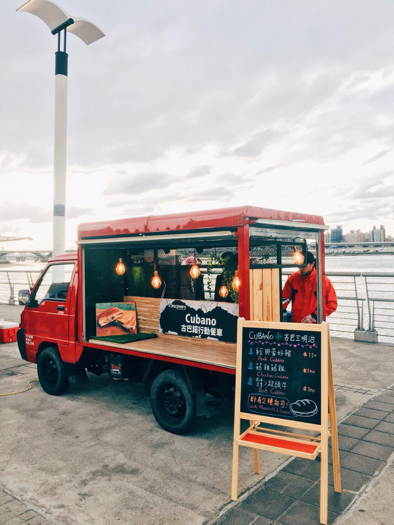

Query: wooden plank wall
[249,269,280,322]
[124,296,161,333]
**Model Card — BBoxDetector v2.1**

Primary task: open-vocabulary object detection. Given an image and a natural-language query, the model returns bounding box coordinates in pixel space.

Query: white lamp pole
[53,25,69,257]
[17,0,104,257]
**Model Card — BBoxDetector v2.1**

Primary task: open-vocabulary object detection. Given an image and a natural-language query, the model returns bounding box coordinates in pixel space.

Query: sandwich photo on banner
[96,302,137,336]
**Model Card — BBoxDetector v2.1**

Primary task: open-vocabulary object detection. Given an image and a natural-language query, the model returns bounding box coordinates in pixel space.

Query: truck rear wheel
[37,347,70,396]
[150,369,195,434]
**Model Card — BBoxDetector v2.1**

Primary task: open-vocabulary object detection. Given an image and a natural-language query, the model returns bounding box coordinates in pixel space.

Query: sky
[1,0,394,251]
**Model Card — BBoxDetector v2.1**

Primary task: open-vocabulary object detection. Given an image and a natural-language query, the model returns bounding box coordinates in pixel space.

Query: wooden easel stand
[231,321,341,525]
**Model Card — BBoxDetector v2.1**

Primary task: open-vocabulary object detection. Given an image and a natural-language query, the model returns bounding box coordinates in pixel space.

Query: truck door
[24,262,76,360]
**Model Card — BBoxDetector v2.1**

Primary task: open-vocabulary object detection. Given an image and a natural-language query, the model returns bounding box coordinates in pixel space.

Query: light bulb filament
[115,258,126,275]
[151,270,162,289]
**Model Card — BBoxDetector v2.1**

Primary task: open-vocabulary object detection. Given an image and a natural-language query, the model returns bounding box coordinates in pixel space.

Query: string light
[190,259,201,279]
[115,258,126,276]
[151,270,162,289]
[292,247,304,266]
[218,285,229,299]
[231,270,240,291]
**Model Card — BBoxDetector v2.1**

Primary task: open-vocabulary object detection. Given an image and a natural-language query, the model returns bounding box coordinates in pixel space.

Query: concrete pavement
[0,304,393,524]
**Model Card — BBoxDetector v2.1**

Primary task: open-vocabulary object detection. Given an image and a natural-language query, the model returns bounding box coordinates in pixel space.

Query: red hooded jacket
[282,268,337,323]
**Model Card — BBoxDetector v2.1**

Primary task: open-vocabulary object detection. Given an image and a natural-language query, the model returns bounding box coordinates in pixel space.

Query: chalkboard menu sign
[240,327,321,425]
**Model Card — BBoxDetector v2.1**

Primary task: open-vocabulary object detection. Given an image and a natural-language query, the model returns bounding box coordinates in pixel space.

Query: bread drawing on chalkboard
[290,399,318,418]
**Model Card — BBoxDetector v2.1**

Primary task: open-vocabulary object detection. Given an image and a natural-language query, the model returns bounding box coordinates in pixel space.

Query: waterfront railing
[363,273,394,341]
[280,270,393,344]
[0,269,41,307]
[1,268,393,344]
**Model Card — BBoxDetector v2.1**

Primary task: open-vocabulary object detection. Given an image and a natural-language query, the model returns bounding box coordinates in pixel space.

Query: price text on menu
[240,327,322,425]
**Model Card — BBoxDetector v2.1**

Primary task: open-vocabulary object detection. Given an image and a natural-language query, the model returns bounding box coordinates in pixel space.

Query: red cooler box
[0,321,19,344]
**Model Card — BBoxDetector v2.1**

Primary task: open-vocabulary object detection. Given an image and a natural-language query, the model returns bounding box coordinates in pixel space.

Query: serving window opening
[81,224,323,343]
[82,236,240,343]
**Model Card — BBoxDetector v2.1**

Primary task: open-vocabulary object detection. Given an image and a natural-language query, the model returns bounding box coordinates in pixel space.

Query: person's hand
[301,314,317,324]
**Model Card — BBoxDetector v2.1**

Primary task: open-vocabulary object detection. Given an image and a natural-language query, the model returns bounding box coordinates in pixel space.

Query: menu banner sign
[159,299,238,343]
[240,327,321,425]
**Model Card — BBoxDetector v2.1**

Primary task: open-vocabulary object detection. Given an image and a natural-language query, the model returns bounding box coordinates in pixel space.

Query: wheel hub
[44,358,58,385]
[163,386,185,416]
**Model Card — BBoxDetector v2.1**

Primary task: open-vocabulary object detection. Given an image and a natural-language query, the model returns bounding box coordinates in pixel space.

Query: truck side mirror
[18,289,31,306]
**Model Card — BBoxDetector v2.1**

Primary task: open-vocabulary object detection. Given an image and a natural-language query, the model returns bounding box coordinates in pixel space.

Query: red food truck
[17,206,327,434]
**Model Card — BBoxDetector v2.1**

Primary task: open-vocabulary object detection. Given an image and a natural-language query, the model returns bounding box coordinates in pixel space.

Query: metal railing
[1,268,393,343]
[0,269,41,305]
[281,270,394,344]
[323,272,364,334]
[363,273,394,340]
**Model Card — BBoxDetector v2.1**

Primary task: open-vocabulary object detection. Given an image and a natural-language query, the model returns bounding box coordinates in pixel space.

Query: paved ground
[213,387,394,525]
[0,304,393,524]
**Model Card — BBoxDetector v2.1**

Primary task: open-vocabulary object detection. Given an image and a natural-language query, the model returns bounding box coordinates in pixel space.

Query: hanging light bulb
[115,258,126,275]
[151,270,162,289]
[218,285,229,299]
[292,247,304,266]
[190,259,201,279]
[231,270,240,291]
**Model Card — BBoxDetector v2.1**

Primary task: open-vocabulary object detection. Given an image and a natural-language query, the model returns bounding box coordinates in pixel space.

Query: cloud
[256,164,283,175]
[3,0,394,247]
[339,172,393,200]
[326,199,392,224]
[102,172,171,195]
[0,203,91,224]
[231,130,280,158]
[67,207,93,219]
[8,0,394,171]
[0,203,51,223]
[123,204,156,216]
[187,165,211,178]
[184,186,235,202]
[362,149,391,165]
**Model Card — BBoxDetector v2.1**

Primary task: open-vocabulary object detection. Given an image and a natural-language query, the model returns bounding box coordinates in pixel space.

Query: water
[325,255,393,273]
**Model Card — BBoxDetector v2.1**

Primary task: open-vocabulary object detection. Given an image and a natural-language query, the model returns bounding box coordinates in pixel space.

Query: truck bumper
[17,328,28,361]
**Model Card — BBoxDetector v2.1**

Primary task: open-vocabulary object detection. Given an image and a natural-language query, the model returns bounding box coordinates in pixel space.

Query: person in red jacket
[282,251,337,323]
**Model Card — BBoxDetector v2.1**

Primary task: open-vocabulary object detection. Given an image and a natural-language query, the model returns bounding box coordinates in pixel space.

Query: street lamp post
[17,0,104,257]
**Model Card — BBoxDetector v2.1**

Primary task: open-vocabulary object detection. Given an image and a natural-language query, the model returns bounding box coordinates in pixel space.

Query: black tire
[37,347,70,396]
[150,369,195,434]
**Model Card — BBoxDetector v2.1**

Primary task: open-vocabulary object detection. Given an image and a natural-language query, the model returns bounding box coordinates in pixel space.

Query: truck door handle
[57,305,65,311]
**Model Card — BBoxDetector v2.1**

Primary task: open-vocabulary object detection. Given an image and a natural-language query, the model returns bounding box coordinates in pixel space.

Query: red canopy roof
[78,206,325,240]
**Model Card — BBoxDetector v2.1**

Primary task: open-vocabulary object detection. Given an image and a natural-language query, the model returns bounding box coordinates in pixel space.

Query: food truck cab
[18,206,327,434]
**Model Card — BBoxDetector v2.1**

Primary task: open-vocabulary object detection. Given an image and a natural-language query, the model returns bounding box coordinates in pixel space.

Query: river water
[325,254,393,273]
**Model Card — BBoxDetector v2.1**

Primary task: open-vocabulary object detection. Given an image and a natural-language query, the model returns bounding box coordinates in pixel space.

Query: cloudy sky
[1,0,394,250]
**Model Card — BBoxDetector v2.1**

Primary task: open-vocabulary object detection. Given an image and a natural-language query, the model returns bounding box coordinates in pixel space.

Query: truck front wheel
[150,370,195,434]
[37,347,70,396]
